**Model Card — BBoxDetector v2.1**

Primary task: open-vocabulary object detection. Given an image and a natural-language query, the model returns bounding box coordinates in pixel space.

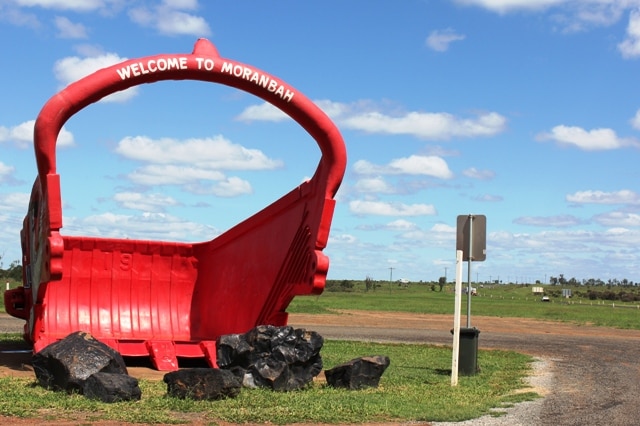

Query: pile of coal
[216,325,324,391]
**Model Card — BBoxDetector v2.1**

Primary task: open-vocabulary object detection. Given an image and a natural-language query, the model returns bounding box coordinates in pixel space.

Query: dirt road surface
[1,310,640,425]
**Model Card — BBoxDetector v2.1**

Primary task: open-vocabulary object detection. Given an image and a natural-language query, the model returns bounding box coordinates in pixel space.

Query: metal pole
[467,214,473,328]
[451,250,463,386]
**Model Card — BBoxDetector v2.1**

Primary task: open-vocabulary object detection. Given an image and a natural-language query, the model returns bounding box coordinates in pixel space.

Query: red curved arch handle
[34,38,346,199]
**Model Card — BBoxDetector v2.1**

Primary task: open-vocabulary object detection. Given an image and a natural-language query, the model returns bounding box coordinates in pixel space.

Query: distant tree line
[549,274,637,287]
[0,254,22,282]
[545,288,640,302]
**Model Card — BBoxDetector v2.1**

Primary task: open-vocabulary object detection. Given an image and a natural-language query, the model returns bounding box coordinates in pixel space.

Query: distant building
[532,286,544,295]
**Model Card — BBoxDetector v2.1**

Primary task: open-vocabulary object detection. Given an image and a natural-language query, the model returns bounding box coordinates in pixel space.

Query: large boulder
[83,372,141,403]
[163,368,242,401]
[325,355,390,390]
[32,331,128,393]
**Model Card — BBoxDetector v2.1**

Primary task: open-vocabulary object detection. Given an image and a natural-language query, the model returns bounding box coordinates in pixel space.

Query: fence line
[480,294,640,309]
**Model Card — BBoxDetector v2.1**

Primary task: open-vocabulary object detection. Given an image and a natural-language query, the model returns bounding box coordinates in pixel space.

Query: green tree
[365,275,374,292]
[6,261,22,281]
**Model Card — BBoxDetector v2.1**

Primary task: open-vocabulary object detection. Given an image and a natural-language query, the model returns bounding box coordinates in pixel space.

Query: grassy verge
[288,284,640,329]
[0,335,536,424]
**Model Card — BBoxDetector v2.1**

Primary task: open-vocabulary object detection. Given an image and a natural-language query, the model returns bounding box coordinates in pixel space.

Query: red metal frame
[4,39,346,371]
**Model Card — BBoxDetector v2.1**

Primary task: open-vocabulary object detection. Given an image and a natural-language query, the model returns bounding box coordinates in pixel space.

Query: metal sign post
[452,214,486,378]
[456,215,486,328]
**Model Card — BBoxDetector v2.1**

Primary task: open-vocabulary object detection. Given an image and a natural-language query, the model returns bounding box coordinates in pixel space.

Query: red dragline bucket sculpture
[4,39,346,371]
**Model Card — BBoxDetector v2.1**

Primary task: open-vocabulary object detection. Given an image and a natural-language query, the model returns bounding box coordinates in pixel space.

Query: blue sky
[2,0,640,284]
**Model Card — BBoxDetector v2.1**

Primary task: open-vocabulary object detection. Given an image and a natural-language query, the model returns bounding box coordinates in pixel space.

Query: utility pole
[389,267,395,293]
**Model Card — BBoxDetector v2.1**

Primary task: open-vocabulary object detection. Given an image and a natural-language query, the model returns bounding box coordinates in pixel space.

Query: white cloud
[314,99,354,118]
[593,211,640,227]
[236,103,289,122]
[456,0,639,34]
[0,193,29,261]
[454,0,566,14]
[536,125,638,150]
[354,177,397,194]
[514,214,583,227]
[354,156,453,179]
[54,16,87,38]
[341,111,506,140]
[631,109,640,129]
[239,100,507,141]
[426,28,466,52]
[349,200,437,216]
[155,10,209,36]
[185,176,253,197]
[54,51,137,102]
[116,135,277,196]
[0,5,40,28]
[432,223,455,233]
[113,192,179,212]
[386,219,419,231]
[54,52,126,80]
[0,120,74,148]
[63,211,218,242]
[473,194,503,202]
[463,167,495,180]
[0,162,15,184]
[127,166,253,197]
[128,1,211,37]
[619,9,640,58]
[162,0,199,10]
[0,193,30,213]
[116,135,282,170]
[395,222,456,246]
[566,189,640,205]
[14,0,107,12]
[389,156,454,177]
[127,165,225,186]
[329,233,358,244]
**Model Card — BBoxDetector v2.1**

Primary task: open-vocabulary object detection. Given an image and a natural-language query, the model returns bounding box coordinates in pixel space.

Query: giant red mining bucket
[4,39,346,371]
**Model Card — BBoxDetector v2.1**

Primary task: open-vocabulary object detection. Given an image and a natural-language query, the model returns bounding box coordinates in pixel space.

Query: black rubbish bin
[452,327,480,376]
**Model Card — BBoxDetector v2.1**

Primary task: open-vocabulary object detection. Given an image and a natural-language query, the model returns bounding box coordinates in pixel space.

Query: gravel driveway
[2,311,640,425]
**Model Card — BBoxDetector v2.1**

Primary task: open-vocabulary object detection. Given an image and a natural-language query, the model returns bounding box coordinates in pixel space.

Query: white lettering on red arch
[115,57,295,103]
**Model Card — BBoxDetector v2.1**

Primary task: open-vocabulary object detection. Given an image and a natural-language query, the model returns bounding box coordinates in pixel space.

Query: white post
[5,282,8,291]
[451,250,464,386]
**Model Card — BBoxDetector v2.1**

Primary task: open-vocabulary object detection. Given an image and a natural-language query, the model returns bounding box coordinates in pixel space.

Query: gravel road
[2,311,640,425]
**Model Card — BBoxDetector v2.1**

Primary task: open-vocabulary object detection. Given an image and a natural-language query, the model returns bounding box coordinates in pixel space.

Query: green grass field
[289,282,640,329]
